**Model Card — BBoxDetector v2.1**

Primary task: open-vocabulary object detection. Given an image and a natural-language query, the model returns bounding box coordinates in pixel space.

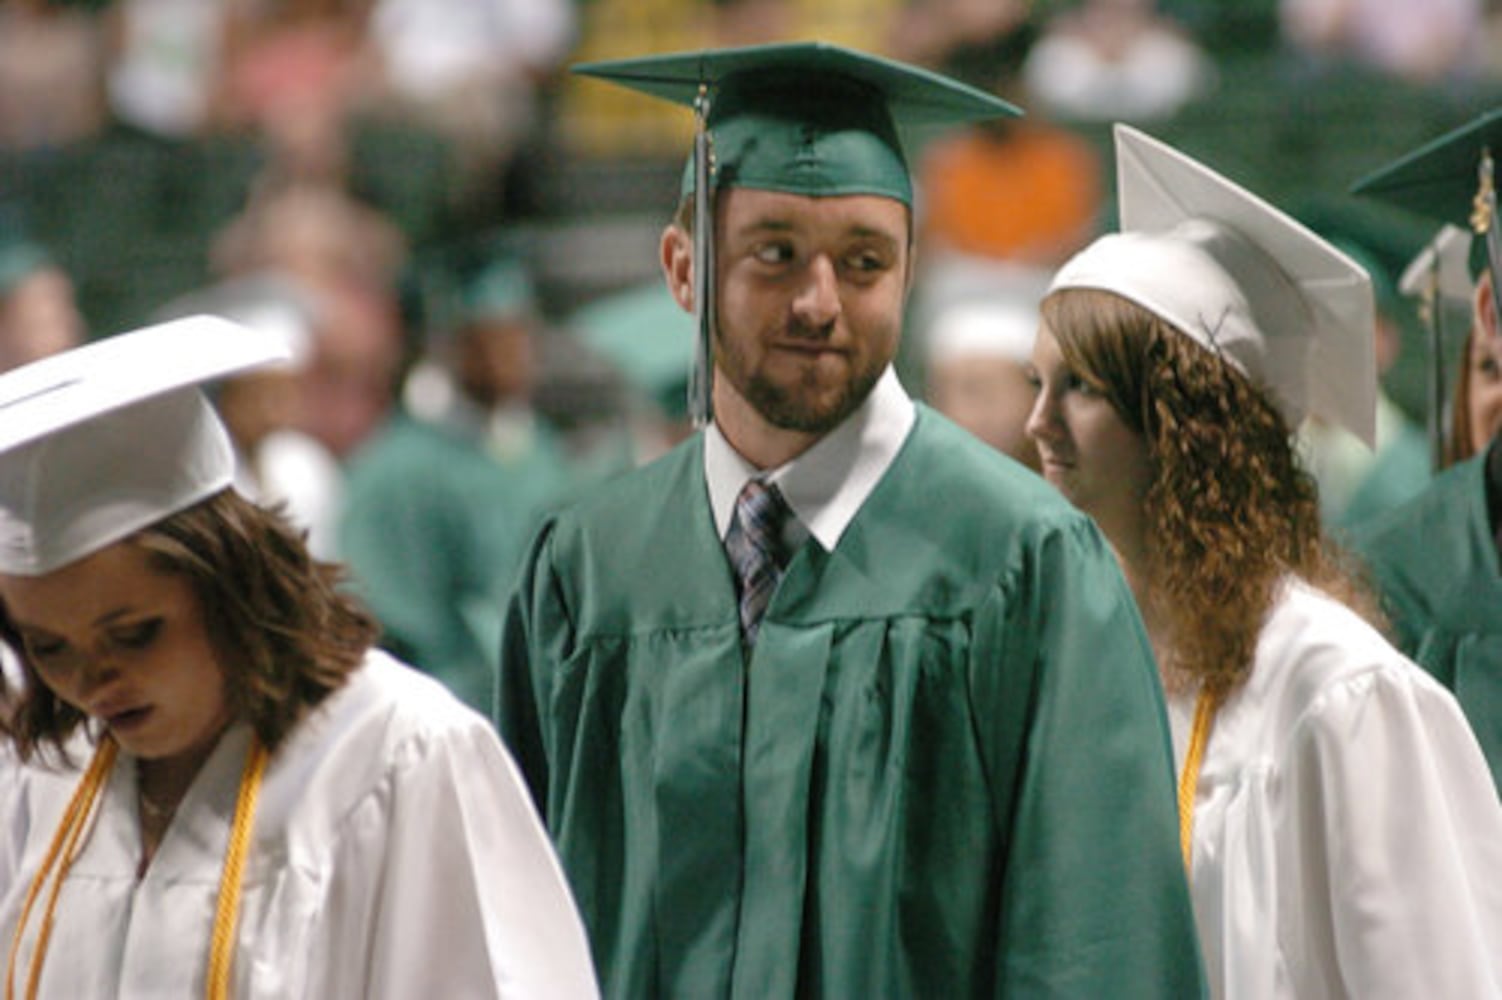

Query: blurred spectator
[0,236,85,372]
[914,256,1047,471]
[1022,0,1213,123]
[0,0,107,151]
[340,249,575,711]
[209,0,377,184]
[211,178,407,460]
[558,0,903,159]
[886,0,1028,69]
[155,271,346,557]
[1279,0,1485,85]
[101,0,231,139]
[362,0,576,208]
[914,19,1103,267]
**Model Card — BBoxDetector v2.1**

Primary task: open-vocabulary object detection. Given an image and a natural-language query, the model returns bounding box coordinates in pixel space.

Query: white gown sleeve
[1283,665,1502,998]
[310,713,599,999]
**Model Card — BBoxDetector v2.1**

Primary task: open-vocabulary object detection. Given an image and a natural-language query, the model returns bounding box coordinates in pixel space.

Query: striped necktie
[725,478,791,646]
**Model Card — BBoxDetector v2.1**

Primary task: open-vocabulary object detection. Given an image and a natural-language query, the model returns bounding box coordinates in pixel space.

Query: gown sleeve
[1282,663,1502,998]
[340,448,497,712]
[311,705,599,999]
[496,519,567,814]
[971,518,1207,997]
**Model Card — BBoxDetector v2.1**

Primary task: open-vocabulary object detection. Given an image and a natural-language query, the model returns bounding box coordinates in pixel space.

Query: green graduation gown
[498,407,1204,998]
[1351,450,1502,793]
[342,410,572,712]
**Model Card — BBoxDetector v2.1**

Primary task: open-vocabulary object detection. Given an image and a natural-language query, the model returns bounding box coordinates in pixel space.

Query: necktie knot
[726,479,791,646]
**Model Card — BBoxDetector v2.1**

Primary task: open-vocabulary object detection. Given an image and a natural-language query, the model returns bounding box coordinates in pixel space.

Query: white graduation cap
[0,315,290,576]
[1398,223,1473,303]
[1049,124,1377,446]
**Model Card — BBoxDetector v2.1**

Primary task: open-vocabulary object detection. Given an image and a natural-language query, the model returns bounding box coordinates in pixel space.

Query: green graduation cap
[461,255,537,326]
[1352,108,1502,467]
[573,41,1022,425]
[1351,108,1502,295]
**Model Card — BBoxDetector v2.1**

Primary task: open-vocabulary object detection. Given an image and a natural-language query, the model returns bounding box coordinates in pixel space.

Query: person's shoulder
[539,432,703,536]
[281,650,497,786]
[897,407,1091,536]
[1350,451,1480,557]
[1253,579,1444,724]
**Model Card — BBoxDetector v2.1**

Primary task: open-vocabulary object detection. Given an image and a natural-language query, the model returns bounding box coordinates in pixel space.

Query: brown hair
[1042,288,1382,698]
[1,489,379,759]
[1447,325,1481,466]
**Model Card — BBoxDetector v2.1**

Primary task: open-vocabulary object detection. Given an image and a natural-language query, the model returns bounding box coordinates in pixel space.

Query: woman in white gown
[0,316,598,998]
[1025,125,1502,999]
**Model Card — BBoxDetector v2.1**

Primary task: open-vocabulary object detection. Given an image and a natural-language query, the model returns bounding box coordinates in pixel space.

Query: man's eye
[753,243,793,265]
[845,251,886,273]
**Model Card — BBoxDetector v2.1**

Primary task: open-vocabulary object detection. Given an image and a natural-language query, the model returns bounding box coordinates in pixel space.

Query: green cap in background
[1351,107,1502,285]
[0,241,52,298]
[462,255,537,326]
[570,281,695,423]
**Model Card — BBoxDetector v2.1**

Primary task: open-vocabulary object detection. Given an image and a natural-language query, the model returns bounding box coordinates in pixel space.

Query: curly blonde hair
[1042,287,1381,697]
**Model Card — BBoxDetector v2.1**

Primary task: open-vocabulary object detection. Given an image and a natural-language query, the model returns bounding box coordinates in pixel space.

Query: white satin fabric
[1170,578,1502,999]
[0,651,598,998]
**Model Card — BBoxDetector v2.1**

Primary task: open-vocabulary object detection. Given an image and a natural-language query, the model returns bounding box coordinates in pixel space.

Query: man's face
[711,187,910,435]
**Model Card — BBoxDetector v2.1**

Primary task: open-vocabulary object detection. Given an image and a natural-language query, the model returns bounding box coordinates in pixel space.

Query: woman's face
[1025,321,1153,556]
[1466,328,1502,452]
[0,541,231,765]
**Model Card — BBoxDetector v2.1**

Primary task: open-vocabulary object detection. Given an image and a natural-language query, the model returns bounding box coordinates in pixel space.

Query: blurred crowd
[4,0,1502,709]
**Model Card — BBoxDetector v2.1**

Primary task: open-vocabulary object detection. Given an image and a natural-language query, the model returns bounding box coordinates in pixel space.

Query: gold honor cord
[6,737,118,1000]
[205,739,268,1000]
[5,736,270,1000]
[1177,689,1218,872]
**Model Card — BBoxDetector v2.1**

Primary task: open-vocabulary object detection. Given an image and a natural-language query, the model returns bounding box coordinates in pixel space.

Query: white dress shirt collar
[704,366,916,551]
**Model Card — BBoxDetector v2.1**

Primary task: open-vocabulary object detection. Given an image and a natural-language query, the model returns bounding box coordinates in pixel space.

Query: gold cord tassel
[5,735,270,1000]
[205,739,269,1000]
[1177,689,1218,873]
[6,738,118,1000]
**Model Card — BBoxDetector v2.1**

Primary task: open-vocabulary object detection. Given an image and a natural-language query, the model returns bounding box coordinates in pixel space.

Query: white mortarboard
[1399,223,1473,302]
[154,272,321,370]
[1049,124,1377,446]
[0,315,290,576]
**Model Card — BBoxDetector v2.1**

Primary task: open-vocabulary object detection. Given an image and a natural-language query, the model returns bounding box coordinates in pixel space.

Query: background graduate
[1349,109,1502,793]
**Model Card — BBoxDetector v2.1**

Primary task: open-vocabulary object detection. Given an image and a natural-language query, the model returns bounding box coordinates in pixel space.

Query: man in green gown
[497,43,1205,997]
[1349,109,1502,793]
[342,254,575,712]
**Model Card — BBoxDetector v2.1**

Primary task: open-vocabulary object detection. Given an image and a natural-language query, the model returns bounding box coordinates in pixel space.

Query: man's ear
[661,225,695,313]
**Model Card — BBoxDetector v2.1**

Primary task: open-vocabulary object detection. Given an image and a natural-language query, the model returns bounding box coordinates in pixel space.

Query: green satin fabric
[341,411,574,712]
[499,408,1205,998]
[1352,451,1502,794]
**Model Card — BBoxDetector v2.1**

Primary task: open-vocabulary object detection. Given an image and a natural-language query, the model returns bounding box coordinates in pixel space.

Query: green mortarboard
[570,281,695,422]
[1351,108,1502,293]
[0,241,52,298]
[1351,109,1502,467]
[463,256,537,325]
[573,41,1021,425]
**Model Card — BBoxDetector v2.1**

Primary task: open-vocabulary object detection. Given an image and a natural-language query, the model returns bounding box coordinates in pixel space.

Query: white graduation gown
[0,651,598,998]
[1169,578,1502,1000]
